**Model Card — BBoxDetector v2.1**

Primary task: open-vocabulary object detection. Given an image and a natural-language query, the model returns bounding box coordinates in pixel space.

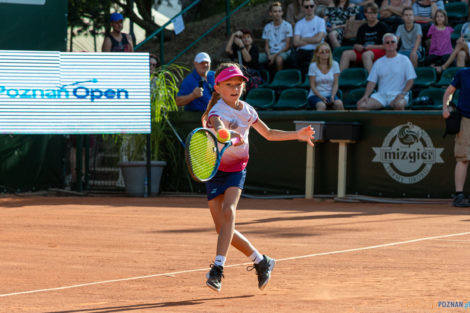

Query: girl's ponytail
[201,92,221,127]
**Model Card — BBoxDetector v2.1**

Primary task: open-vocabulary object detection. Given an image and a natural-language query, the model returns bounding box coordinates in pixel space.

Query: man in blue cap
[102,12,134,52]
[176,52,215,111]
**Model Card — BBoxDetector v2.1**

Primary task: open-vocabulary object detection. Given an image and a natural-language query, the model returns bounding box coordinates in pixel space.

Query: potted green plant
[117,63,187,196]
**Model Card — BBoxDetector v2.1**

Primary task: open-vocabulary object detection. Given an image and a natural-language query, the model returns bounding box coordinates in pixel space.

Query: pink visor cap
[215,66,248,84]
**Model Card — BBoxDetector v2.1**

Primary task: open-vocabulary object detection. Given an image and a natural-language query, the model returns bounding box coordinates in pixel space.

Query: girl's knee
[221,205,236,221]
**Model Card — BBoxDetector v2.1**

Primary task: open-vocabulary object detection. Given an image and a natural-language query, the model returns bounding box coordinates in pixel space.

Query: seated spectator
[149,53,159,74]
[176,52,215,112]
[357,33,416,110]
[324,0,360,49]
[316,0,334,18]
[339,3,389,72]
[293,0,327,77]
[436,22,470,74]
[395,7,423,67]
[307,43,344,110]
[412,0,445,37]
[424,9,452,67]
[286,0,306,28]
[260,2,293,72]
[225,29,264,92]
[379,0,411,32]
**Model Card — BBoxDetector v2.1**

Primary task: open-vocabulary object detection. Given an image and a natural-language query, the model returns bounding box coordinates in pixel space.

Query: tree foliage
[109,0,158,36]
[68,0,111,37]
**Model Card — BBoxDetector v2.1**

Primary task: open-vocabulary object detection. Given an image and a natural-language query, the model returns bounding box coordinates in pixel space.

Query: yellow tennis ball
[217,129,231,143]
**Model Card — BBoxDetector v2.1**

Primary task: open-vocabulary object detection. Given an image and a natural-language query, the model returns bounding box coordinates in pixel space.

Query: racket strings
[189,131,218,180]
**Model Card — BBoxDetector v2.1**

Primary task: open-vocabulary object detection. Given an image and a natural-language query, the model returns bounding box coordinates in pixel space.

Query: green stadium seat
[435,67,463,87]
[301,76,310,89]
[272,88,308,109]
[333,46,353,62]
[445,2,469,25]
[343,87,365,109]
[414,67,437,88]
[259,69,270,86]
[245,87,276,109]
[412,87,445,110]
[266,69,302,89]
[451,23,463,44]
[336,89,343,100]
[339,67,368,88]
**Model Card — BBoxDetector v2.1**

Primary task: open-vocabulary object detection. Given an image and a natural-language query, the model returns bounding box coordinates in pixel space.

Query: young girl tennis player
[201,62,315,292]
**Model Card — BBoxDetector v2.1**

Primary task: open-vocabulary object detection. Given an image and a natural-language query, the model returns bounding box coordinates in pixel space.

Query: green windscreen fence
[0,0,67,51]
[172,110,462,199]
[0,0,68,192]
[0,135,66,192]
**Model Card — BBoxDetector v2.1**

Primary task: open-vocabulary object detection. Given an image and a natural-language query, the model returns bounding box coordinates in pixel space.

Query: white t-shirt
[208,98,259,172]
[307,61,340,97]
[294,16,326,51]
[368,54,416,93]
[262,20,293,54]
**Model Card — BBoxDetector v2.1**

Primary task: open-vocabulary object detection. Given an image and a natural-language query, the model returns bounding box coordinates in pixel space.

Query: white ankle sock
[250,251,264,264]
[214,255,226,267]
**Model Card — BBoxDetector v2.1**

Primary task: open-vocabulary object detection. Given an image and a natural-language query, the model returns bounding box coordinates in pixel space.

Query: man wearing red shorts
[339,3,390,72]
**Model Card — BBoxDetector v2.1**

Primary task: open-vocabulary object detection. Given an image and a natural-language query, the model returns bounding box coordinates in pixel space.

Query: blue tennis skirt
[205,169,247,200]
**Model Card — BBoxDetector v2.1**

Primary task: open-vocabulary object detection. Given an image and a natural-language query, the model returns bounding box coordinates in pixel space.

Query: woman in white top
[307,42,344,110]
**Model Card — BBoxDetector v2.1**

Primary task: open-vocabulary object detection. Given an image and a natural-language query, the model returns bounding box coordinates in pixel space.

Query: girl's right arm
[209,116,244,145]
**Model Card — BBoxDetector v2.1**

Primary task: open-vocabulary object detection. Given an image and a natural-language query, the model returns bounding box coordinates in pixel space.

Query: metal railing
[135,0,251,65]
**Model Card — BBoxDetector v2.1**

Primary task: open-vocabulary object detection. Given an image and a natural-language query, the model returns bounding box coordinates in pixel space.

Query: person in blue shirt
[443,68,470,207]
[176,52,215,112]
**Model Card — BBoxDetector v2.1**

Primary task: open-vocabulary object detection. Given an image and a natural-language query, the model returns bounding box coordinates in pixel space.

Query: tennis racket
[185,128,239,182]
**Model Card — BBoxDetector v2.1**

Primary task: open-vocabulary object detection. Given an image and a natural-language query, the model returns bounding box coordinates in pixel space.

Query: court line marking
[1,231,469,298]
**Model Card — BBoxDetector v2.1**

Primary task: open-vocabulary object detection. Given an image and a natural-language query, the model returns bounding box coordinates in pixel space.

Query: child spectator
[424,9,452,67]
[307,43,344,110]
[412,0,445,37]
[436,22,470,74]
[395,7,423,67]
[339,3,389,72]
[324,0,360,49]
[260,2,293,72]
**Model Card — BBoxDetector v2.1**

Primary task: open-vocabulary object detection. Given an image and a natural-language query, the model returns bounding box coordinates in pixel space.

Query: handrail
[167,0,250,65]
[134,0,201,51]
[134,0,251,65]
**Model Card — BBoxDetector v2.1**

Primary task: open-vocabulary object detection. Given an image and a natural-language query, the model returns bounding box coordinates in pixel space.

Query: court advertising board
[0,50,151,134]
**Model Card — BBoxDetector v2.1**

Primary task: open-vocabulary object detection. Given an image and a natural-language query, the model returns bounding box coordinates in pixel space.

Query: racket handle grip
[231,136,241,145]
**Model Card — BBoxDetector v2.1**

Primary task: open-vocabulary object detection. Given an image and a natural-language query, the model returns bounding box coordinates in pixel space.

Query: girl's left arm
[252,118,315,146]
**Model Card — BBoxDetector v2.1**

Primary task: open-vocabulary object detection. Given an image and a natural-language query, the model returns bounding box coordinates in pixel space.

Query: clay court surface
[1,196,469,313]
